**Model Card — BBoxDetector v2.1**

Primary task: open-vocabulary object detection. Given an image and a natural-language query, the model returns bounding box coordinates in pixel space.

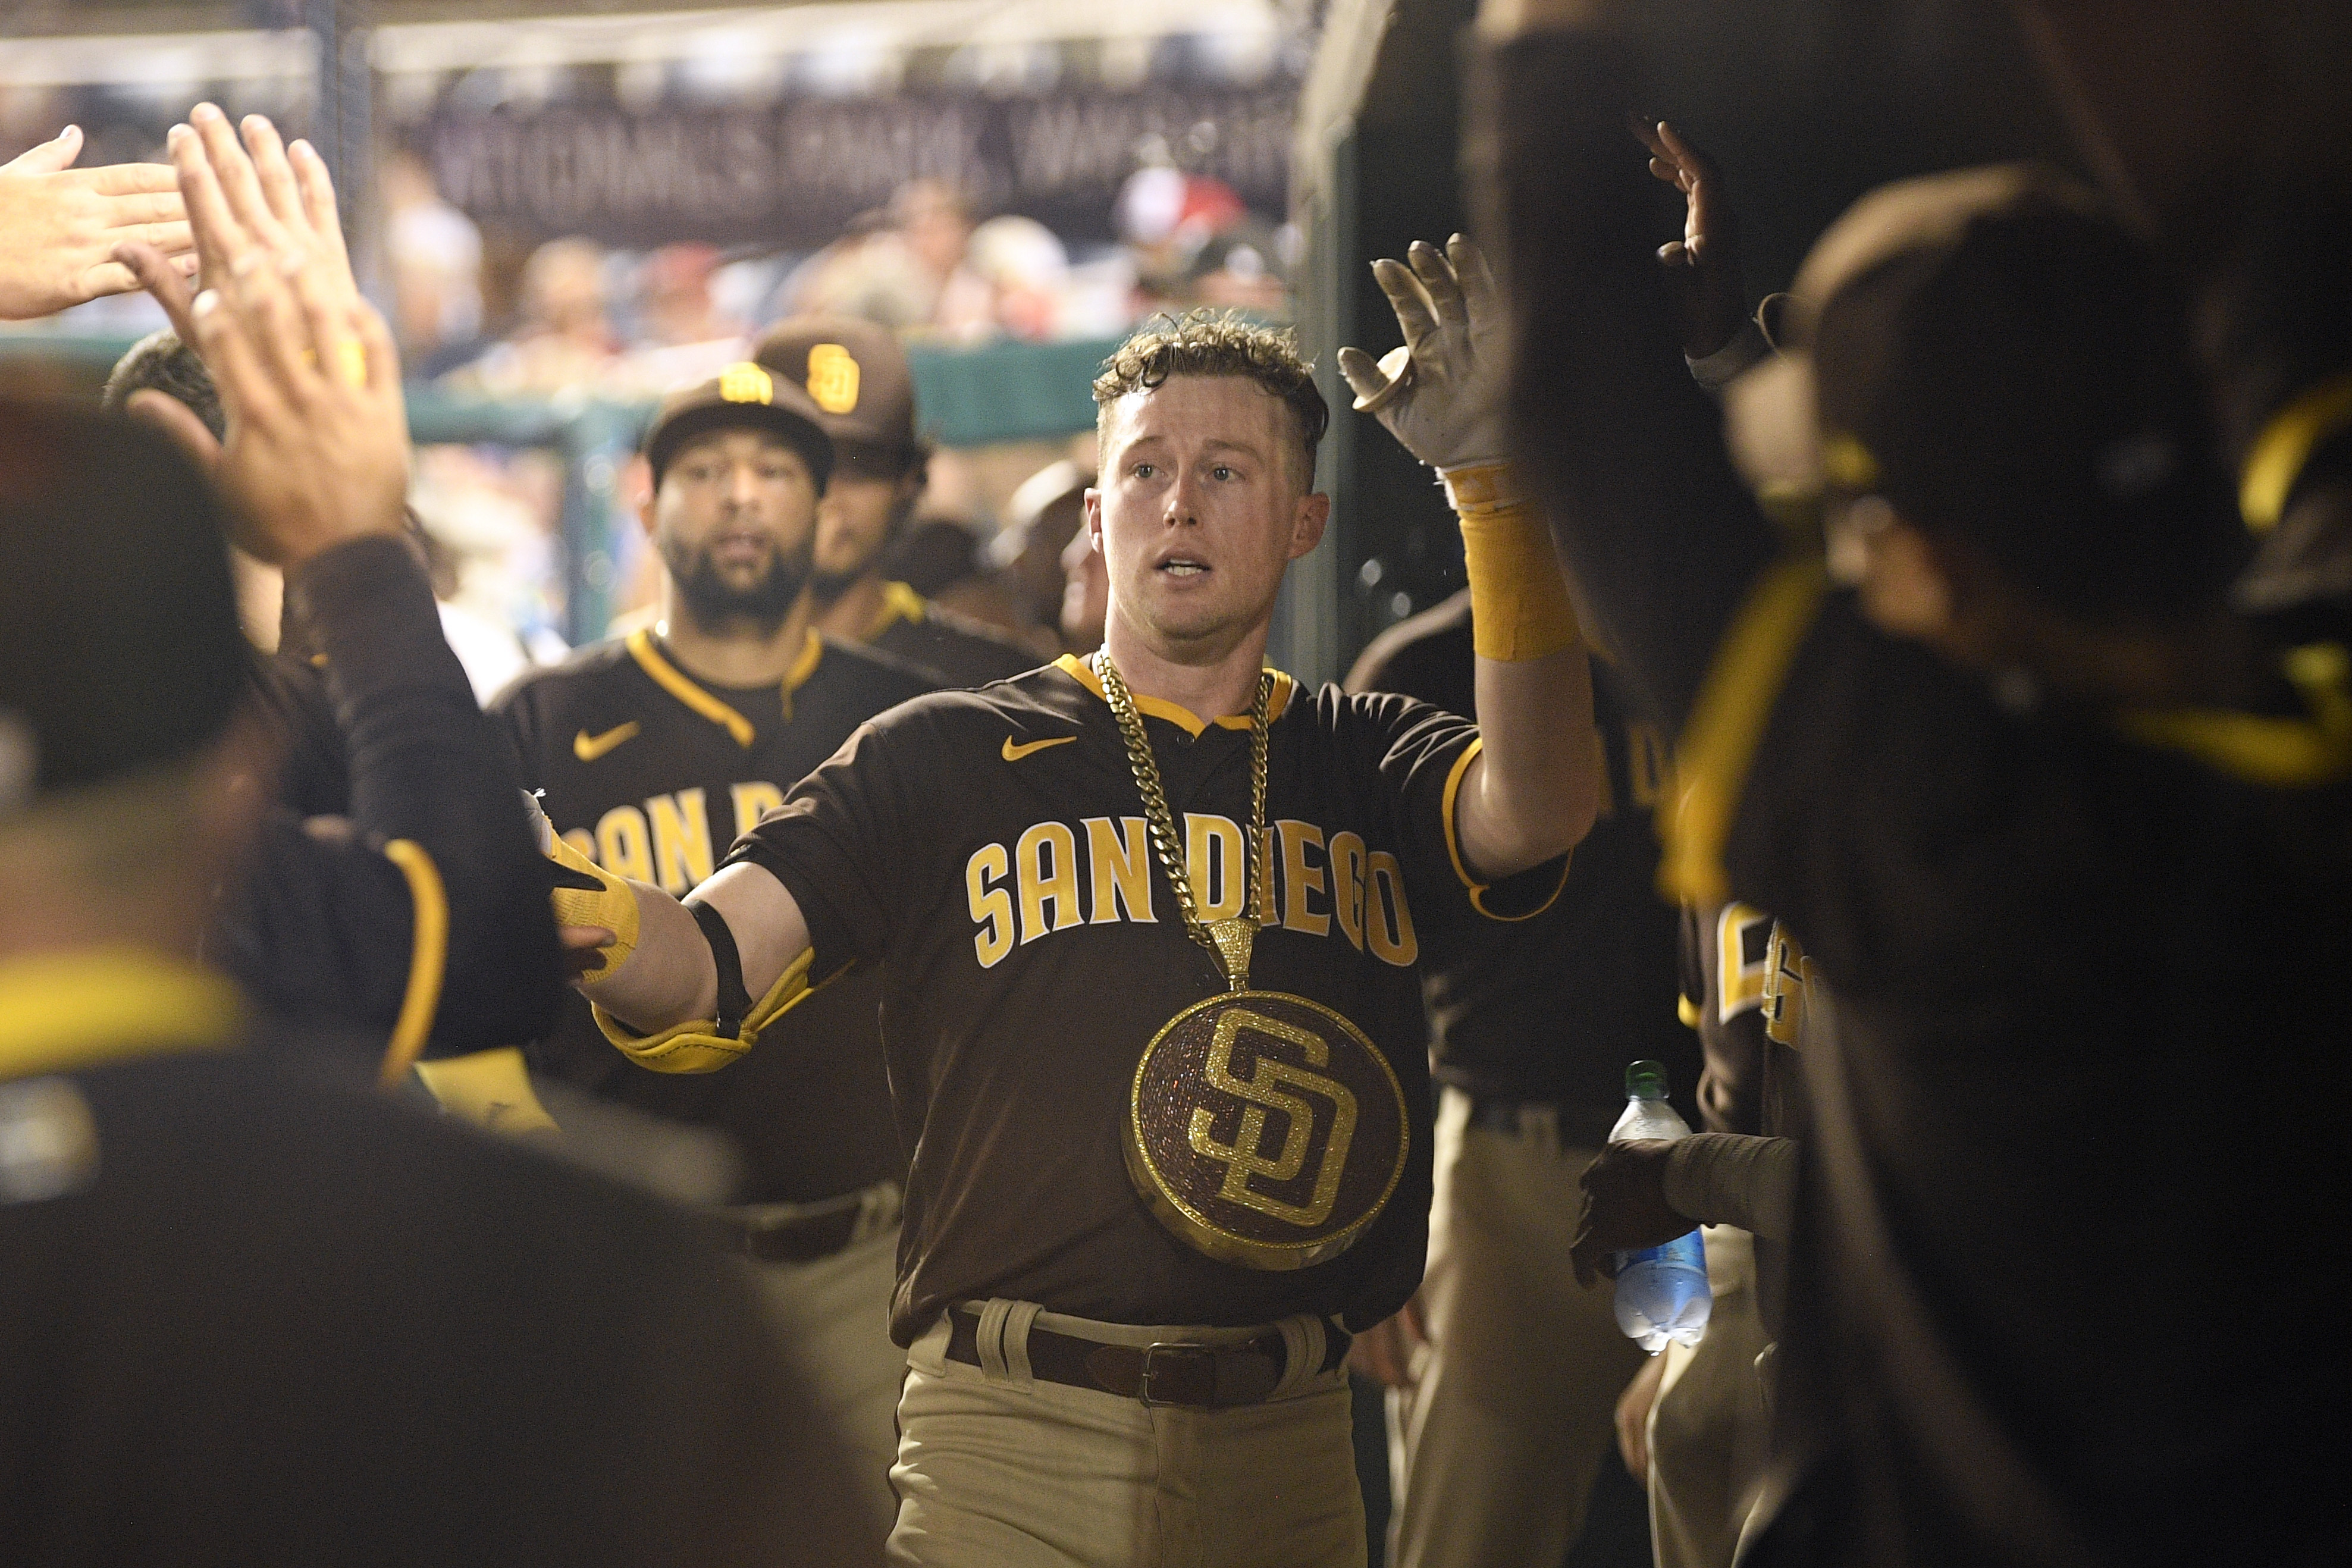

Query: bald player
[752,316,1039,687]
[547,258,1603,1566]
[492,363,933,1539]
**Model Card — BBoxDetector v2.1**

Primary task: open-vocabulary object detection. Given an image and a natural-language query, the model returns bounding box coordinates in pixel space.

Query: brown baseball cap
[1775,165,2232,620]
[751,315,925,478]
[642,360,836,491]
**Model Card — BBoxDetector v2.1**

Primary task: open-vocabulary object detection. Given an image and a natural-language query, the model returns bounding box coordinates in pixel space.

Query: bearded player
[493,363,933,1540]
[548,246,1600,1567]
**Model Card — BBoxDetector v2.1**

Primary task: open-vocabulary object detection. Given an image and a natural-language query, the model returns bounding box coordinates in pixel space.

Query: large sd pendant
[1124,990,1410,1271]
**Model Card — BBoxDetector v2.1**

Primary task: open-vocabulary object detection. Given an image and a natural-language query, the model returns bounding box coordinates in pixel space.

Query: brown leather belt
[714,1182,899,1265]
[945,1306,1350,1409]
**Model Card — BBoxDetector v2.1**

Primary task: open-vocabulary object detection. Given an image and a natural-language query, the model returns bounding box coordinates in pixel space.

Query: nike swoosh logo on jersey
[1002,734,1077,762]
[574,722,642,761]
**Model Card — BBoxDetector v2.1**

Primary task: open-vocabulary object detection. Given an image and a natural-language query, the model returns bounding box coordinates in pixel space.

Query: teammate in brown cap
[491,361,933,1541]
[547,259,1604,1565]
[753,315,1039,687]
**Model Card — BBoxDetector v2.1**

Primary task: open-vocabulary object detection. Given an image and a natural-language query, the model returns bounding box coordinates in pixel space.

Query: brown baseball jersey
[859,579,1040,688]
[730,654,1568,1344]
[493,626,935,1203]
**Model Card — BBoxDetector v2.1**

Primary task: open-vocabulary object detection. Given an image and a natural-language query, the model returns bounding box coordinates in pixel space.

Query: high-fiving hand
[1632,115,1750,362]
[1337,234,1511,473]
[112,105,407,570]
[0,125,196,319]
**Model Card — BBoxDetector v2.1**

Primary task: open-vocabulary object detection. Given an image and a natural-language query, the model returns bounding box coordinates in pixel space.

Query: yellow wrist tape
[594,949,817,1075]
[1445,463,1582,662]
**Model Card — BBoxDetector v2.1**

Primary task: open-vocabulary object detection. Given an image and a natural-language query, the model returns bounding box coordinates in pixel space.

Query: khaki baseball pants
[748,1220,910,1547]
[1387,1086,1648,1568]
[888,1304,1365,1567]
[1645,1225,1770,1568]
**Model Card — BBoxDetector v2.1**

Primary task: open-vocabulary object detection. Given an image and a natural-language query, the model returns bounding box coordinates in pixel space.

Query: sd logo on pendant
[1125,990,1410,1271]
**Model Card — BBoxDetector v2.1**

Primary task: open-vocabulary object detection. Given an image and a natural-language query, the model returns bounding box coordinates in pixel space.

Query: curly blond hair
[1092,311,1328,483]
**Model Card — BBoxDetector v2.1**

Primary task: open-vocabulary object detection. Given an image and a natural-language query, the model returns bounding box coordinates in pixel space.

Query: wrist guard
[1443,463,1582,662]
[593,948,816,1075]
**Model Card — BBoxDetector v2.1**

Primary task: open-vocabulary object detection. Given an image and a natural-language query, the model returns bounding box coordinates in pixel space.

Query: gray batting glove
[1337,234,1510,473]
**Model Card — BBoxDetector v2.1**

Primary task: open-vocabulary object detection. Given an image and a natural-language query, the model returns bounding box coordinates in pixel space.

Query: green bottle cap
[1625,1060,1670,1100]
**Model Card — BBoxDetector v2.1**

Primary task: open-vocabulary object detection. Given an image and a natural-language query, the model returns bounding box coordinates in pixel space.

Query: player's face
[1090,377,1327,662]
[648,427,819,630]
[813,467,922,595]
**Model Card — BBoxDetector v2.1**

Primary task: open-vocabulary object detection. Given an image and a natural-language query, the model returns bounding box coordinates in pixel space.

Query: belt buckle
[1137,1341,1216,1408]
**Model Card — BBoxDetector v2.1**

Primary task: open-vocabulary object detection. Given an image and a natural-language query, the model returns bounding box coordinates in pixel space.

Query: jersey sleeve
[723,707,927,976]
[218,538,563,1061]
[1338,688,1572,956]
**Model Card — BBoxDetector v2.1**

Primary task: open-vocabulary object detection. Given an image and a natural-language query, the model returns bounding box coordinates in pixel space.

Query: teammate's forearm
[579,883,717,1033]
[1464,32,1773,733]
[1661,1131,1798,1240]
[291,535,562,1049]
[1449,466,1602,877]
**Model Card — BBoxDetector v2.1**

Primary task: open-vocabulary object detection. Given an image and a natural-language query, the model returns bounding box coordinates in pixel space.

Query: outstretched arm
[126,105,560,1067]
[1464,15,1778,735]
[0,125,195,319]
[1339,236,1601,879]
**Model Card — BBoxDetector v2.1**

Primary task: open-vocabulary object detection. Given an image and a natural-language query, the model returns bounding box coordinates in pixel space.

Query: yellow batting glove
[526,791,639,982]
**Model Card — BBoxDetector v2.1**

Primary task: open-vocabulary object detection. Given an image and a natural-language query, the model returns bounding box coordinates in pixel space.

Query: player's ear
[1082,486,1105,550]
[1287,491,1329,562]
[628,453,658,538]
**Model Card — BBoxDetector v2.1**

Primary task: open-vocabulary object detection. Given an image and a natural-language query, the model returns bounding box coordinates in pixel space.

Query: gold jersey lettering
[647,788,713,894]
[1017,821,1083,942]
[1279,820,1330,938]
[1084,816,1155,924]
[967,842,1014,968]
[1328,831,1367,951]
[1365,851,1419,966]
[1183,813,1246,922]
[730,781,785,839]
[1717,903,1773,1023]
[1186,1008,1359,1228]
[1763,920,1811,1046]
[595,804,653,885]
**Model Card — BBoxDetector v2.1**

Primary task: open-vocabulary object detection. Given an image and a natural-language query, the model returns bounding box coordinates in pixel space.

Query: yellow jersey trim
[0,947,240,1084]
[867,580,930,641]
[412,1046,560,1134]
[377,840,450,1087]
[1662,557,1831,907]
[1438,736,1573,921]
[2240,371,2352,534]
[627,626,824,745]
[1053,653,1297,738]
[2118,642,2352,787]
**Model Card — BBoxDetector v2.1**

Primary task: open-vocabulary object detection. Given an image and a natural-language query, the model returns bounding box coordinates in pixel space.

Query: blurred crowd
[386,149,1295,399]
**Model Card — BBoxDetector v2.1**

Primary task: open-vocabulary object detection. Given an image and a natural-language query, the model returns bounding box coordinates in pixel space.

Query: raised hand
[1631,115,1750,360]
[0,125,195,319]
[114,104,407,568]
[1336,234,1511,472]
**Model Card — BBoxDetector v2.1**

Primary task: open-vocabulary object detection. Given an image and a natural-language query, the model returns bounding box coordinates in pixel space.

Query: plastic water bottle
[1608,1060,1711,1354]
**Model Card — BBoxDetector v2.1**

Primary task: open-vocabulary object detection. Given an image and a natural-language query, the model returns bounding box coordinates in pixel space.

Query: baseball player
[109,104,561,1092]
[493,362,934,1537]
[1474,17,2352,1560]
[546,249,1603,1564]
[751,315,1040,688]
[1343,594,1695,1568]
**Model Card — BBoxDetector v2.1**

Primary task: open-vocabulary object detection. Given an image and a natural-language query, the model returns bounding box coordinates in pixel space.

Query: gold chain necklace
[1096,651,1271,992]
